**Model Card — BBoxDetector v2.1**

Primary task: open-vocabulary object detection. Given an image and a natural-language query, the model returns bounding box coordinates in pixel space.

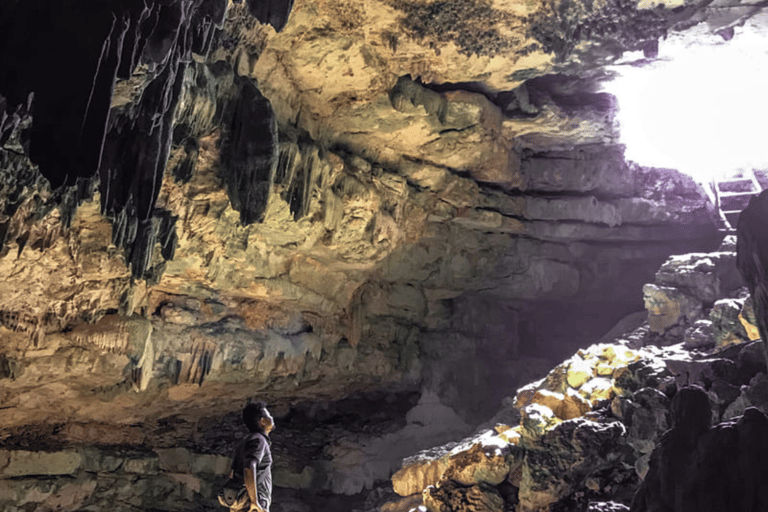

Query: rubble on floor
[383,241,768,512]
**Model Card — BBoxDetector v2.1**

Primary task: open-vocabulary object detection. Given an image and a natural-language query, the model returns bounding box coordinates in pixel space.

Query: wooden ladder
[712,168,763,233]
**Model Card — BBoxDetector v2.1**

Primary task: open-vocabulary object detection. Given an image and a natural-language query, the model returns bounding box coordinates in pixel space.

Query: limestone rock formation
[385,245,768,512]
[2,0,768,510]
[736,188,768,369]
[630,388,768,512]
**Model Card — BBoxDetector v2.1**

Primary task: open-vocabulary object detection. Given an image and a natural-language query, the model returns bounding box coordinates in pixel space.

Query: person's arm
[244,465,265,512]
[243,437,268,511]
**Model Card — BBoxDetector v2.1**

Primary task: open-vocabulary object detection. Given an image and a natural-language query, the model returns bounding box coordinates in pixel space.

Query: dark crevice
[525,74,618,116]
[417,79,499,100]
[220,77,278,225]
[0,0,294,279]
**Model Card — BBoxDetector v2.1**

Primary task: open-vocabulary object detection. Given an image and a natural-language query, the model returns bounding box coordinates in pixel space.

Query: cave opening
[603,12,768,185]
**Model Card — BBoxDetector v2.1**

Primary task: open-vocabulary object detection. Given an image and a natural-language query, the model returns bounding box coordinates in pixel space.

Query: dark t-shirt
[231,432,273,510]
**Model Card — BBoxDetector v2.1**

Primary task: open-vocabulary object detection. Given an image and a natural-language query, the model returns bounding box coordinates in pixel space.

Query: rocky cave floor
[2,236,768,512]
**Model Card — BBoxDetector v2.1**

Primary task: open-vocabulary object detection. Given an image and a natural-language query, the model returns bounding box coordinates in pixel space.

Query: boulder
[663,357,735,388]
[0,450,82,478]
[579,377,616,404]
[566,357,594,389]
[442,441,512,487]
[393,457,450,498]
[630,388,768,512]
[654,252,742,303]
[518,419,632,512]
[423,481,505,512]
[620,388,671,477]
[519,404,560,444]
[392,429,508,498]
[683,319,716,349]
[739,296,761,341]
[643,284,702,335]
[709,298,749,347]
[527,388,590,421]
[613,358,673,395]
[722,372,768,419]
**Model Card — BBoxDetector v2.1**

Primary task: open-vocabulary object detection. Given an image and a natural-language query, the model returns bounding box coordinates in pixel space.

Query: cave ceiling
[0,0,766,433]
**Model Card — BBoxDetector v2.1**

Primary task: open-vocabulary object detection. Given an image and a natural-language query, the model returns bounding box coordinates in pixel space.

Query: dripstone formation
[2,0,768,511]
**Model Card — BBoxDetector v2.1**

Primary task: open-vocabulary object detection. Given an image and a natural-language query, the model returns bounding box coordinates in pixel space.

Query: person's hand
[248,504,266,512]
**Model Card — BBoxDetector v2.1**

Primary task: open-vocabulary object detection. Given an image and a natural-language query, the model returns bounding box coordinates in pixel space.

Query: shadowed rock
[736,188,768,369]
[630,386,768,512]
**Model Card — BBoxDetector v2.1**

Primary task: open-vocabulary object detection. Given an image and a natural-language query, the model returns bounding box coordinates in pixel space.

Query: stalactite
[0,0,294,279]
[274,141,328,221]
[0,310,40,340]
[177,339,216,386]
[130,365,143,392]
[70,327,131,355]
[220,77,278,225]
[135,322,155,391]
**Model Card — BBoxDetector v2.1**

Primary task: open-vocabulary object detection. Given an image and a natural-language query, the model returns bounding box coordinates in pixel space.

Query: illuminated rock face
[1,0,767,510]
[389,259,768,511]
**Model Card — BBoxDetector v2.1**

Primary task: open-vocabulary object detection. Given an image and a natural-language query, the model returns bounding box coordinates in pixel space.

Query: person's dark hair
[243,401,268,433]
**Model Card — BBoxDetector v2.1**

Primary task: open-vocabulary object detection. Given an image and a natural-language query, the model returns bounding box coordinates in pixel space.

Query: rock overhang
[0,0,766,434]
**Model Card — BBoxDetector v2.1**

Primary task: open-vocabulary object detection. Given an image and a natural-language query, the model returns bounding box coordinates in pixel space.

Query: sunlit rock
[580,377,616,404]
[519,404,561,443]
[739,296,761,341]
[643,284,702,335]
[654,252,742,303]
[566,356,594,388]
[527,388,591,420]
[709,298,750,346]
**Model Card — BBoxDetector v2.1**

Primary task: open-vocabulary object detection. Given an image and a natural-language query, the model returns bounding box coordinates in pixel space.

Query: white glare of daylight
[603,15,768,183]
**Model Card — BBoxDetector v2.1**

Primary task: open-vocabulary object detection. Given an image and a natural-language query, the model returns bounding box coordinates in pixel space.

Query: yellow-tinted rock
[498,427,522,445]
[445,442,511,487]
[560,388,591,419]
[514,380,542,409]
[602,345,642,366]
[542,364,569,394]
[530,388,590,420]
[580,377,616,404]
[531,389,565,414]
[392,459,450,497]
[566,357,593,389]
[520,404,561,443]
[643,284,701,334]
[596,362,614,376]
[739,299,760,341]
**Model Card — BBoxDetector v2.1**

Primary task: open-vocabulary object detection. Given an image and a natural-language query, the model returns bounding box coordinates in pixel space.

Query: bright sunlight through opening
[602,14,768,185]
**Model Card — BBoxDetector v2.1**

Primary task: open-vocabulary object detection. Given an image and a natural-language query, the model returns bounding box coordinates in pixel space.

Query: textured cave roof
[1,0,767,432]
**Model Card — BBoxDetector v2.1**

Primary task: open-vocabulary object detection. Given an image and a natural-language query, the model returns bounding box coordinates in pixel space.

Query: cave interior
[1,0,768,511]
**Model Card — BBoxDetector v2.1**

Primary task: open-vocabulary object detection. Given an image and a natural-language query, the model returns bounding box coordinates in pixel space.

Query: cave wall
[2,0,765,510]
